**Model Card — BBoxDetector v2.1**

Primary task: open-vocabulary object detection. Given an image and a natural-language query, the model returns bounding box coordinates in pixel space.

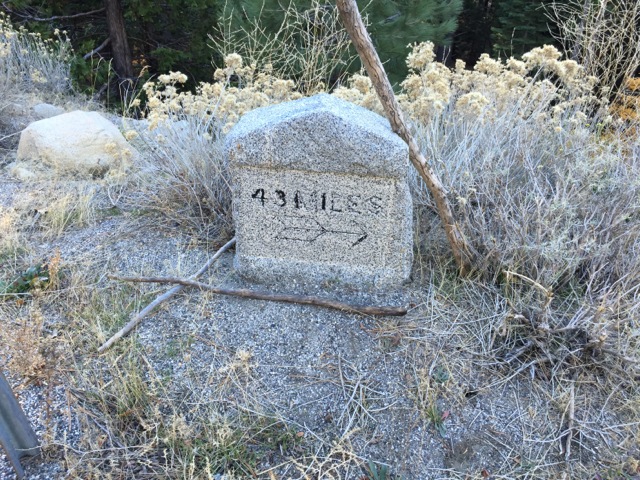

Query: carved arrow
[276,216,368,246]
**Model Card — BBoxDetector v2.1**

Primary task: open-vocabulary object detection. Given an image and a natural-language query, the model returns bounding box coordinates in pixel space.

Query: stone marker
[225,93,413,287]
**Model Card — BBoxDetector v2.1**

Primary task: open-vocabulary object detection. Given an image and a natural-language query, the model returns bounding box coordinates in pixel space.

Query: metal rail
[0,371,40,479]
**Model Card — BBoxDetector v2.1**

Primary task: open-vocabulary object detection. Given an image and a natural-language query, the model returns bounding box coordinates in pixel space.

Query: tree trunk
[336,0,475,275]
[104,0,133,81]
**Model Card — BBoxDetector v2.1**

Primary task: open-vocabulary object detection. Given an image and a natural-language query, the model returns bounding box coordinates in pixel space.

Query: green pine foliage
[365,0,463,83]
[224,0,463,87]
[2,0,566,98]
[491,0,557,58]
[452,0,494,65]
[124,0,222,80]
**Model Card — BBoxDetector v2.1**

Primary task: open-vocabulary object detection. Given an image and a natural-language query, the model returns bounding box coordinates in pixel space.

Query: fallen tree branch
[109,275,408,318]
[97,237,236,353]
[335,0,475,275]
[83,37,110,60]
[1,4,105,22]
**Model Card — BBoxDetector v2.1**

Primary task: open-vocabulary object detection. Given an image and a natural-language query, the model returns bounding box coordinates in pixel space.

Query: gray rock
[32,103,64,119]
[225,93,413,288]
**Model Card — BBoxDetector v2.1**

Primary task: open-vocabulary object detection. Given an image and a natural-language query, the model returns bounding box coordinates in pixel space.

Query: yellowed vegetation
[0,11,72,94]
[140,56,303,134]
[0,206,20,254]
[140,42,610,141]
[611,77,640,122]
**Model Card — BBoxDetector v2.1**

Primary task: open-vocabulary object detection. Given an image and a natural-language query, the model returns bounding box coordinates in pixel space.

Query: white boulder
[16,110,135,178]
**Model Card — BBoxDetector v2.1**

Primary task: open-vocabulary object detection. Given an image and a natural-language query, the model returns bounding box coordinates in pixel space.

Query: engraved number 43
[251,188,286,207]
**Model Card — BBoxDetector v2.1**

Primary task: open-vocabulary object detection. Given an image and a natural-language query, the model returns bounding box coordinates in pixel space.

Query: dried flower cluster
[0,12,72,94]
[611,77,640,122]
[335,42,606,130]
[141,41,616,143]
[141,54,303,133]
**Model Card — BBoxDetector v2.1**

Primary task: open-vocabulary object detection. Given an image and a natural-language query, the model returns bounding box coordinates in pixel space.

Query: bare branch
[109,275,408,317]
[1,4,105,22]
[83,37,111,60]
[335,0,475,275]
[561,373,577,461]
[97,237,237,353]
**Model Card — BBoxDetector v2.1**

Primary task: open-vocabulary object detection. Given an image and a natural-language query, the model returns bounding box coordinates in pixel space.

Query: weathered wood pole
[335,0,474,275]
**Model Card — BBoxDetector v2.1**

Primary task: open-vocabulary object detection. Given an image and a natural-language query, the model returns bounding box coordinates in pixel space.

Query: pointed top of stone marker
[225,93,409,179]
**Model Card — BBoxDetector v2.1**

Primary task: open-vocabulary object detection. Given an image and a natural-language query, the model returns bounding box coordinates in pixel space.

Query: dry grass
[210,0,357,94]
[548,0,640,105]
[387,255,640,478]
[40,186,98,238]
[397,45,640,430]
[1,218,638,478]
[0,12,72,154]
[123,118,233,243]
[0,205,24,258]
[5,182,100,239]
[60,308,307,478]
[1,304,47,379]
[0,13,72,96]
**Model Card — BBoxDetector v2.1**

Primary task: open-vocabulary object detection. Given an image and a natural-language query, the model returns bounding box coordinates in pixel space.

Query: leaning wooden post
[335,0,474,275]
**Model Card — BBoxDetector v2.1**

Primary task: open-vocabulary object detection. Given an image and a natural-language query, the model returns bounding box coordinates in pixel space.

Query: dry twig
[1,4,105,22]
[97,237,237,353]
[561,373,577,461]
[108,275,408,318]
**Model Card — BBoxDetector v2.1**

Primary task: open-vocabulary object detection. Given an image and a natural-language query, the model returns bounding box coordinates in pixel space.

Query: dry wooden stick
[335,0,474,275]
[97,237,236,353]
[563,373,577,461]
[108,275,408,317]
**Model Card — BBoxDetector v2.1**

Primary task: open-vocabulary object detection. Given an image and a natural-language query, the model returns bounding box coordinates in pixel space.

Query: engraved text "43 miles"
[250,188,384,215]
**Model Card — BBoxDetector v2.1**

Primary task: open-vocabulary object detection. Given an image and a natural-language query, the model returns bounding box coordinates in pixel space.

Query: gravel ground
[1,169,636,479]
[0,222,526,480]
